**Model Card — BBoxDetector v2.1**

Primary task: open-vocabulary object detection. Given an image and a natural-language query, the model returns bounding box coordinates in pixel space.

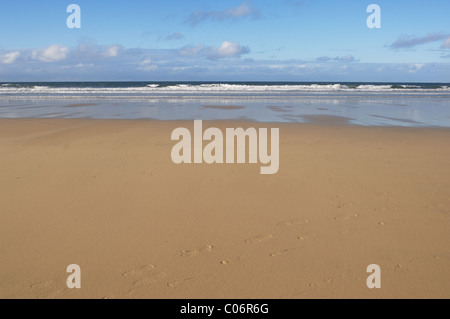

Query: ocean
[1,82,450,127]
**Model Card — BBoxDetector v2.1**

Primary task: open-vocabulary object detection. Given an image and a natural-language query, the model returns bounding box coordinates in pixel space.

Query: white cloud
[317,55,358,63]
[389,33,448,49]
[75,63,94,68]
[187,1,260,26]
[179,45,205,57]
[442,37,450,49]
[336,55,357,63]
[137,58,158,71]
[0,51,20,64]
[214,41,249,59]
[104,45,121,57]
[408,63,425,73]
[32,44,69,62]
[180,41,250,60]
[73,42,122,60]
[165,32,185,41]
[2,42,449,82]
[267,64,287,70]
[230,2,254,17]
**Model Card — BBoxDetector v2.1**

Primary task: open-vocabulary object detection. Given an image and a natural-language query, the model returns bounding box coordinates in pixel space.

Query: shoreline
[2,117,450,129]
[1,93,450,127]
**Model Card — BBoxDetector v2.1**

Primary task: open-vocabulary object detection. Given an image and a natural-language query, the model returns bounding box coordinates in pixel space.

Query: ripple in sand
[245,234,274,244]
[181,245,214,257]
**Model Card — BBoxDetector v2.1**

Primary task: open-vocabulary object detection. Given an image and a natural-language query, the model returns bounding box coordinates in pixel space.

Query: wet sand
[0,118,449,299]
[201,105,246,110]
[1,96,449,126]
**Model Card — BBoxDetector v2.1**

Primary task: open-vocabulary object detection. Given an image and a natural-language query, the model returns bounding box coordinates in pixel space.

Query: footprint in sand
[336,201,356,209]
[429,204,449,215]
[30,280,65,299]
[277,220,311,227]
[245,234,274,244]
[122,264,156,278]
[392,264,403,271]
[30,281,54,289]
[308,277,338,289]
[167,278,195,288]
[181,245,214,257]
[434,253,450,261]
[334,213,359,221]
[341,229,358,234]
[270,248,296,257]
[123,264,166,295]
[133,272,167,288]
[294,276,342,297]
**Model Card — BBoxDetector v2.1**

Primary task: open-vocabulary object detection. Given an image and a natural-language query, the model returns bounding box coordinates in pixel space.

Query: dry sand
[0,118,449,299]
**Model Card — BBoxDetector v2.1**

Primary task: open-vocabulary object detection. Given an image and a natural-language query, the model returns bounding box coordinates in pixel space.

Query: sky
[0,0,449,82]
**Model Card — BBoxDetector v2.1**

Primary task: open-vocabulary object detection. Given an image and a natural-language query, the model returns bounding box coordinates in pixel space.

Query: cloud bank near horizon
[1,41,450,82]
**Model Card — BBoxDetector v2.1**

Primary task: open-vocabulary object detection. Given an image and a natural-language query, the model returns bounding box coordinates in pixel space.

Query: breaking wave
[1,82,449,97]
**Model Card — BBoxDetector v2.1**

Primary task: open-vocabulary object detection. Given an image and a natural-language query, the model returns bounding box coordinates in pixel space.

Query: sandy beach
[1,118,449,299]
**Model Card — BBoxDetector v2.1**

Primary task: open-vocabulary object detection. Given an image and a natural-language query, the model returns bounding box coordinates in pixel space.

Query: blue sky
[0,0,449,82]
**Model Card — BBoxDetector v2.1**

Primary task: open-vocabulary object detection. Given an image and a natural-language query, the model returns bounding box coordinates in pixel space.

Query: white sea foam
[1,83,449,96]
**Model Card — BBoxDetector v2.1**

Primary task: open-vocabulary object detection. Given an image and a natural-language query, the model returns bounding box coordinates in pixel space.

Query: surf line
[171,120,279,175]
